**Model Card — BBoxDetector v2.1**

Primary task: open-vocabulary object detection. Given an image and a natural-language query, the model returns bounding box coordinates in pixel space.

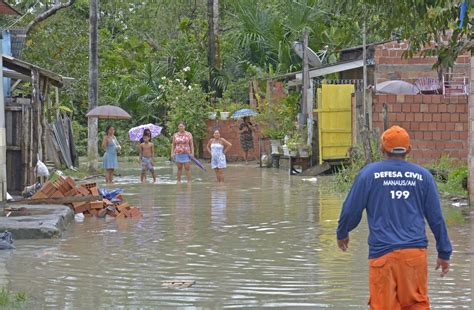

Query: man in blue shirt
[336,125,451,309]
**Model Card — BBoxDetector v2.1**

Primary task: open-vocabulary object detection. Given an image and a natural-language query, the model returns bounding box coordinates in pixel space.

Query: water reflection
[2,164,472,308]
[211,187,227,229]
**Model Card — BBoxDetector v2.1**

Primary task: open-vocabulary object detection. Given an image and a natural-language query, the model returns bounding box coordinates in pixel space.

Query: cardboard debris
[29,176,143,219]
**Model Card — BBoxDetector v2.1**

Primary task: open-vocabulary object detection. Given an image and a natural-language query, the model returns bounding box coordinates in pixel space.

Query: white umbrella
[376,80,420,95]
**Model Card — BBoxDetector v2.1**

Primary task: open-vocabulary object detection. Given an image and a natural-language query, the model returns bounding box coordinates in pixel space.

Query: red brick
[411,122,420,130]
[405,114,414,122]
[405,95,414,103]
[438,104,447,112]
[446,123,455,130]
[89,201,103,209]
[411,104,420,112]
[437,123,446,130]
[451,132,460,140]
[414,114,423,122]
[32,190,48,199]
[64,188,77,197]
[414,95,423,103]
[420,123,429,130]
[455,123,464,131]
[456,104,466,113]
[77,187,90,196]
[422,96,432,104]
[89,187,100,197]
[450,114,460,122]
[433,131,442,140]
[459,131,468,141]
[73,202,90,214]
[388,113,397,121]
[431,95,441,103]
[50,190,64,198]
[428,122,437,131]
[414,132,424,140]
[396,113,405,121]
[420,104,429,112]
[392,103,402,112]
[428,104,438,113]
[441,132,451,140]
[460,113,468,122]
[441,113,450,122]
[422,114,432,122]
[401,103,411,112]
[447,104,457,113]
[432,113,441,122]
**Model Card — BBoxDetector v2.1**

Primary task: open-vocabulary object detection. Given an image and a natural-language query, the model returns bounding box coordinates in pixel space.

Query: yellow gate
[316,84,354,164]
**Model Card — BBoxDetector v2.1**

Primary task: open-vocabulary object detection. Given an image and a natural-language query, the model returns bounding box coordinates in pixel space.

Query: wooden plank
[8,195,102,205]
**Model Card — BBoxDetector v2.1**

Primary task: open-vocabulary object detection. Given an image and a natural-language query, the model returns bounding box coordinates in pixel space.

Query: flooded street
[1,162,472,308]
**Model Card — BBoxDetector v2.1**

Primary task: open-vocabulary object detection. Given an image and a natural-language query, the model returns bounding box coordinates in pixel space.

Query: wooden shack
[3,55,74,194]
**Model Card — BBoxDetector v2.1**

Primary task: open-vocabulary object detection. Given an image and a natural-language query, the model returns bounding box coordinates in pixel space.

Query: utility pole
[87,0,99,172]
[301,29,309,126]
[361,20,373,163]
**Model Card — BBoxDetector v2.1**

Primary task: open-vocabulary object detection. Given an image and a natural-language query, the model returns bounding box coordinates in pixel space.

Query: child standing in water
[139,133,156,183]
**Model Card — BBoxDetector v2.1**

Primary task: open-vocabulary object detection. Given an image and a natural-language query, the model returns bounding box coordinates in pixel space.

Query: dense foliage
[1,0,471,156]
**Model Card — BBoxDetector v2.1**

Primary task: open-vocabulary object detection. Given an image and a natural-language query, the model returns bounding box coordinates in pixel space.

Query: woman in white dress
[206,129,232,183]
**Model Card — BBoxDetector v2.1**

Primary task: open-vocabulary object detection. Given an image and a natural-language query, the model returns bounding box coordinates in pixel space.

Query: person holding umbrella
[102,125,121,183]
[171,122,194,183]
[238,116,257,164]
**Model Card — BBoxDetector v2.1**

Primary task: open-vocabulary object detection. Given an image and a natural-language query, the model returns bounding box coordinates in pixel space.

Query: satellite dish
[292,41,328,68]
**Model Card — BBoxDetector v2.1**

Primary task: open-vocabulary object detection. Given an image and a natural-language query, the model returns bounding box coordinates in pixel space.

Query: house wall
[372,94,468,164]
[203,119,269,161]
[374,41,470,83]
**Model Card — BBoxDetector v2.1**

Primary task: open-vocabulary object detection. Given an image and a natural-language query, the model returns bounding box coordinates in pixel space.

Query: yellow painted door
[317,84,354,164]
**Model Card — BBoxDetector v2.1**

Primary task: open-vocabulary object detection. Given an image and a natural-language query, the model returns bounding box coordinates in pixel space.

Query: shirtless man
[139,133,156,183]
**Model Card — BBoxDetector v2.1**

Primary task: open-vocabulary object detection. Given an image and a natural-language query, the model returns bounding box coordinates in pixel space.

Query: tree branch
[26,0,77,35]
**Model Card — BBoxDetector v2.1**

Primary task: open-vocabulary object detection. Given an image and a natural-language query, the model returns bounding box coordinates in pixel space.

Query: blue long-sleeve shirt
[336,159,452,260]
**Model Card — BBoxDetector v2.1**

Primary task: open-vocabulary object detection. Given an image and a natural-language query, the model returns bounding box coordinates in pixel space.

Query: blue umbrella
[232,108,258,119]
[190,157,206,171]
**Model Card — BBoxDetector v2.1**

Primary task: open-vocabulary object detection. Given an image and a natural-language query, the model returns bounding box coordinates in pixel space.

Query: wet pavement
[0,161,471,308]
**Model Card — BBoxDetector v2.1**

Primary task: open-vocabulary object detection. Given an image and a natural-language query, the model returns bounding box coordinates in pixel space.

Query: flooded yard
[0,161,471,308]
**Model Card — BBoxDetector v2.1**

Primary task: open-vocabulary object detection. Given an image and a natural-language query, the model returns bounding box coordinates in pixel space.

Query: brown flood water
[0,161,471,308]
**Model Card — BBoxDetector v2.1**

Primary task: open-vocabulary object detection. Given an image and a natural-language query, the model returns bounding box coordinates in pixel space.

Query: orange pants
[368,248,429,310]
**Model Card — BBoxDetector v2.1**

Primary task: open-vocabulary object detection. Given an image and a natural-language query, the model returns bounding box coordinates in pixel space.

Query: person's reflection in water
[174,183,193,245]
[211,187,227,230]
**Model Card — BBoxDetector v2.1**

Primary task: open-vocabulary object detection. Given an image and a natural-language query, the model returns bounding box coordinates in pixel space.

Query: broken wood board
[8,195,102,205]
[299,162,331,177]
[162,280,196,288]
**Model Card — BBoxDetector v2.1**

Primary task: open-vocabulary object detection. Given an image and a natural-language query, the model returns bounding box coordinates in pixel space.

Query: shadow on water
[2,161,472,308]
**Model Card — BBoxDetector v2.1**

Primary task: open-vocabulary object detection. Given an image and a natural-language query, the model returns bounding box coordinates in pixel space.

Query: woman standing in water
[102,125,121,183]
[238,116,257,164]
[206,129,232,183]
[171,122,194,183]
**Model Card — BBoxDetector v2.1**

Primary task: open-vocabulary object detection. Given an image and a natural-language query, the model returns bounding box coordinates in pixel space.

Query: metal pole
[301,29,309,125]
[362,21,367,126]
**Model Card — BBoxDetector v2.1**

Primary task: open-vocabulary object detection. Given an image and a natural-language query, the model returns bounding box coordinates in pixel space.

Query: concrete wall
[374,41,470,83]
[372,94,468,164]
[203,119,269,161]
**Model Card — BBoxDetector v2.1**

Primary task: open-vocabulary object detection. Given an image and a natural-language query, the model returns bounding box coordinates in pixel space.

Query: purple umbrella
[190,157,206,171]
[128,124,163,141]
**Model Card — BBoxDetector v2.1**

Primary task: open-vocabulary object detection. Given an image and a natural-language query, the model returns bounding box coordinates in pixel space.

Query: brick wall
[372,94,468,164]
[202,119,269,161]
[374,41,470,83]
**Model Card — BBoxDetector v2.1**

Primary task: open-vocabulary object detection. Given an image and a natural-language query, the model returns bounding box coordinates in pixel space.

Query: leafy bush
[163,68,211,154]
[430,156,468,197]
[334,141,382,192]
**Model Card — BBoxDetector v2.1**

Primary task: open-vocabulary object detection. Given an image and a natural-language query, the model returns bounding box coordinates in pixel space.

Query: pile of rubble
[31,175,142,219]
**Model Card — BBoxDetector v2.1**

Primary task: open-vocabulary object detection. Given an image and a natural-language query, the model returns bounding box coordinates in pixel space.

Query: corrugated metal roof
[290,59,364,80]
[0,0,20,16]
[2,55,74,87]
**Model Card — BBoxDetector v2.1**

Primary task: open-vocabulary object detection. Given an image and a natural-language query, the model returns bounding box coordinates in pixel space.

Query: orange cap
[381,125,411,154]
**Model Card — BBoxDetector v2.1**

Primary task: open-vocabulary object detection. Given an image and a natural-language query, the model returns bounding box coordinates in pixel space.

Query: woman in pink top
[171,122,194,183]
